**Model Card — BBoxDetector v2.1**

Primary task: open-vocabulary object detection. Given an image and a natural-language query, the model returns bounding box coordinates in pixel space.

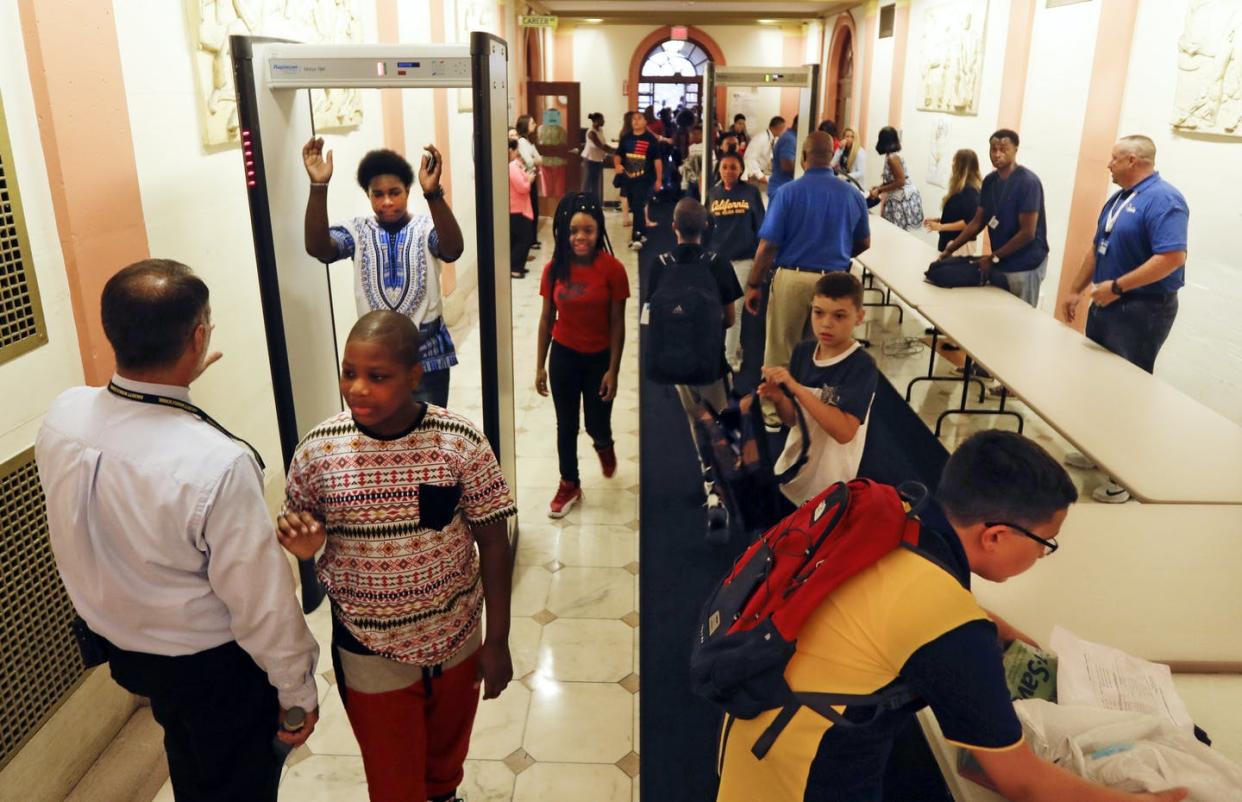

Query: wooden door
[527,81,581,217]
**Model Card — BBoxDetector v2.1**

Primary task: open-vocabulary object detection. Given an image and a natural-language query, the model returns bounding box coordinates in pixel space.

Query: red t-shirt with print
[540,252,630,354]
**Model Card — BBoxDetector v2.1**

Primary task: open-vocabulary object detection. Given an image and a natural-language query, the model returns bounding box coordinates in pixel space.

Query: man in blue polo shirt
[743,131,870,377]
[766,114,800,198]
[1061,134,1189,503]
[939,129,1049,307]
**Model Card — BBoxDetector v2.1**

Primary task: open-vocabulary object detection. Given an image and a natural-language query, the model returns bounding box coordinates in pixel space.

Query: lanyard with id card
[1098,189,1139,257]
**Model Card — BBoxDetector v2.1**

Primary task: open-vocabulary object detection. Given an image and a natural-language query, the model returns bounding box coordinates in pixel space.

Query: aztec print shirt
[328,214,456,373]
[284,406,516,666]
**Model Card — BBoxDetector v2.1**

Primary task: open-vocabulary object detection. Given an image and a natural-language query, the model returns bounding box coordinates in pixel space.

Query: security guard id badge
[988,216,999,229]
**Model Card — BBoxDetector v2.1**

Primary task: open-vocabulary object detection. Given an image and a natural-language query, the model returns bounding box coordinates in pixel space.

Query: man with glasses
[716,429,1188,802]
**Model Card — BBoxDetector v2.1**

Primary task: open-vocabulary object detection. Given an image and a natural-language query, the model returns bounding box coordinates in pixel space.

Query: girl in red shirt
[535,193,630,517]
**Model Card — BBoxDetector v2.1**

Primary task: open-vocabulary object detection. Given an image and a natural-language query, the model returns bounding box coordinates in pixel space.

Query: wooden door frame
[527,81,581,213]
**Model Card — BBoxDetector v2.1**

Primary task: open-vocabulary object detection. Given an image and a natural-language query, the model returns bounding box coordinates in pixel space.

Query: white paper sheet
[1051,626,1195,732]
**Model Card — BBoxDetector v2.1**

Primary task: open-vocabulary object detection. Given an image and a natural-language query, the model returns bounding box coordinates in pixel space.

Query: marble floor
[149,206,1110,802]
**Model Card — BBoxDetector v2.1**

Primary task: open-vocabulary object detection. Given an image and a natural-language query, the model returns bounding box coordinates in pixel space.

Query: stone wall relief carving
[1172,0,1242,136]
[189,0,365,147]
[917,0,988,116]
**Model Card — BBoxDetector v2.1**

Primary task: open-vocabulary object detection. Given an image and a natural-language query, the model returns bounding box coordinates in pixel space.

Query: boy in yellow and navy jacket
[716,430,1187,802]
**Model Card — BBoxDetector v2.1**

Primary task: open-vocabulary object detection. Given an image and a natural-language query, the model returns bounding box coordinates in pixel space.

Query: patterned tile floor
[151,208,1107,802]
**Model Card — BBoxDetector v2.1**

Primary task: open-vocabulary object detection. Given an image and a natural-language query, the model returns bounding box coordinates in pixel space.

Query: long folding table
[856,218,1242,504]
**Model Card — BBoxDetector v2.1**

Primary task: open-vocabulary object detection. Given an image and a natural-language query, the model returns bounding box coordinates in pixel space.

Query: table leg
[933,357,1026,436]
[905,329,987,401]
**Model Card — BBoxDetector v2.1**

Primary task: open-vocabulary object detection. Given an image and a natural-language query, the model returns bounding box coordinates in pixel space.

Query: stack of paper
[1050,626,1194,733]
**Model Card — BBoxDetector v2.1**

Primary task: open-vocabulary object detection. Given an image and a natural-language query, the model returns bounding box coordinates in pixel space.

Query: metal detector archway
[701,63,820,206]
[231,34,515,504]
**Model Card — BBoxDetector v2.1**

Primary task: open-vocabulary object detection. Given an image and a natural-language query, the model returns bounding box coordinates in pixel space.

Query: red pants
[341,653,481,802]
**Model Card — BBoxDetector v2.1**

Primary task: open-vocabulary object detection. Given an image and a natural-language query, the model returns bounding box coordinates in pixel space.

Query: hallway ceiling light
[758,19,777,25]
[583,17,604,22]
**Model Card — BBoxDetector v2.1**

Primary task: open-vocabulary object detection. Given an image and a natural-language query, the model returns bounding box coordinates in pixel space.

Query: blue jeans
[413,368,451,407]
[1085,292,1179,374]
[994,257,1048,307]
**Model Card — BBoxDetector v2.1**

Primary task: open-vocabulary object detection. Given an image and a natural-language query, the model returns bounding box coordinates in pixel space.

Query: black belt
[776,265,848,274]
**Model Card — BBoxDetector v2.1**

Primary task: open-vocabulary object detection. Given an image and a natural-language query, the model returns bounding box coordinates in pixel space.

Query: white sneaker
[1092,482,1131,504]
[1065,451,1097,470]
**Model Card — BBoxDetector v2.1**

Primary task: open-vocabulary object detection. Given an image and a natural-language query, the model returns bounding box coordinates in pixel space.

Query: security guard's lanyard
[107,381,266,470]
[1103,189,1139,235]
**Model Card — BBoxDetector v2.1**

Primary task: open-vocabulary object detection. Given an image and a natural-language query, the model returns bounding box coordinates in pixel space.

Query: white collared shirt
[743,129,776,181]
[35,375,319,711]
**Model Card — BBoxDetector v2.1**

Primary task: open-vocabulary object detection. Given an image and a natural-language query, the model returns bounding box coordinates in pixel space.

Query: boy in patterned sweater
[276,310,515,802]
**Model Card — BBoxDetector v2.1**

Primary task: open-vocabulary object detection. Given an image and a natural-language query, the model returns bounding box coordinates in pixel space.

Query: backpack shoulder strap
[748,388,811,483]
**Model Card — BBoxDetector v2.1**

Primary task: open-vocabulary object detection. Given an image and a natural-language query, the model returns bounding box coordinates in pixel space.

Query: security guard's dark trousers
[105,639,282,802]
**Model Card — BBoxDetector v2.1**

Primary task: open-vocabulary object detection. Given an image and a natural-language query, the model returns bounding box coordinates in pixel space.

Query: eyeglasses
[985,521,1059,557]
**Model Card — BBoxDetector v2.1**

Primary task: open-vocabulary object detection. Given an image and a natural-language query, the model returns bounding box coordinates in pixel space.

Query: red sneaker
[597,445,618,478]
[548,480,583,518]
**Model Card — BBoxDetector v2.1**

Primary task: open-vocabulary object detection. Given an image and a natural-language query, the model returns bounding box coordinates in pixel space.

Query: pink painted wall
[18,0,150,385]
[997,0,1036,130]
[1055,0,1140,327]
[887,2,910,129]
[377,0,405,152]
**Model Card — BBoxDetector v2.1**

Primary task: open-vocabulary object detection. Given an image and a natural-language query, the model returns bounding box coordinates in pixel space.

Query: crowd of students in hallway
[32,74,1192,801]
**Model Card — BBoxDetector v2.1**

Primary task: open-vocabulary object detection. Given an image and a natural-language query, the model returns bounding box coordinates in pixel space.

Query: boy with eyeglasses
[716,430,1187,802]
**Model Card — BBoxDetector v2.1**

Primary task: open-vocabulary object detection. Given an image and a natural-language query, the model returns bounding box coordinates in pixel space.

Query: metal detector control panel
[714,67,815,88]
[266,44,472,89]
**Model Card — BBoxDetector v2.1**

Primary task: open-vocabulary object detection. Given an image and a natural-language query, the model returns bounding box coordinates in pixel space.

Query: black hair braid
[549,192,613,290]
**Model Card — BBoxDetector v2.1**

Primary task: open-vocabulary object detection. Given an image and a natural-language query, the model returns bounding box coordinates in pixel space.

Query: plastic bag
[1015,699,1242,801]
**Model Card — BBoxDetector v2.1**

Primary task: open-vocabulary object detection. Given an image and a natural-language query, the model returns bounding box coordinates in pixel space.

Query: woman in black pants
[535,193,629,518]
[580,112,613,203]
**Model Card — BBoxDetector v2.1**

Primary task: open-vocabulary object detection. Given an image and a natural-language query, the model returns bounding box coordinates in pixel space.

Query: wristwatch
[1110,278,1124,297]
[423,186,445,201]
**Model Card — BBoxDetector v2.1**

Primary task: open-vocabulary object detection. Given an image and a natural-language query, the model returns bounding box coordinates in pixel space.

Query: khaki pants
[764,267,839,370]
[676,380,730,473]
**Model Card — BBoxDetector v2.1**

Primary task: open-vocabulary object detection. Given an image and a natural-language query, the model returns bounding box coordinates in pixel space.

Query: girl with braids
[535,194,629,517]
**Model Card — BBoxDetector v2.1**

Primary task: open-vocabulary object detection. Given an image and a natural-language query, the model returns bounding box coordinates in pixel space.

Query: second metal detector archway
[701,63,820,206]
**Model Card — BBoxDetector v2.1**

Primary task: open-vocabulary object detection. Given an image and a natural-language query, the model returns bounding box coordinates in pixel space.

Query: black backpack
[646,250,725,385]
[925,256,1006,289]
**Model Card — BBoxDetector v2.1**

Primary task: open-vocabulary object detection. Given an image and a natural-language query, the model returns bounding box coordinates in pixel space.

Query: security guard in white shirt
[36,259,320,801]
[743,115,787,187]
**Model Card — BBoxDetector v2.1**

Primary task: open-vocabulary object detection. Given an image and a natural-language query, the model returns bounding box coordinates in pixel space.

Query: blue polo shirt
[1092,172,1187,295]
[979,165,1049,273]
[757,167,870,271]
[767,129,799,197]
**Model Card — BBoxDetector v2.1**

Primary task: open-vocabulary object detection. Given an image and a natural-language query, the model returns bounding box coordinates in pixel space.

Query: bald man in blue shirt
[1062,134,1188,503]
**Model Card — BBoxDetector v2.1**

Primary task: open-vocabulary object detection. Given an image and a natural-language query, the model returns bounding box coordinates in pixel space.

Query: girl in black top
[924,148,982,252]
[614,111,662,248]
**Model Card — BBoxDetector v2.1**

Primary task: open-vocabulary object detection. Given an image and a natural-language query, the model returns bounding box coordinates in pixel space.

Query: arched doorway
[824,14,857,130]
[834,32,853,126]
[636,39,711,113]
[627,26,726,120]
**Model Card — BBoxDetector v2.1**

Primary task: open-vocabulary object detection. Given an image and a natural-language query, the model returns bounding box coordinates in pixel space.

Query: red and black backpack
[690,479,930,758]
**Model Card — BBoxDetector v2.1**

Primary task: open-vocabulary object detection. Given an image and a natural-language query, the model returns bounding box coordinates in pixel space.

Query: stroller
[689,384,811,546]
